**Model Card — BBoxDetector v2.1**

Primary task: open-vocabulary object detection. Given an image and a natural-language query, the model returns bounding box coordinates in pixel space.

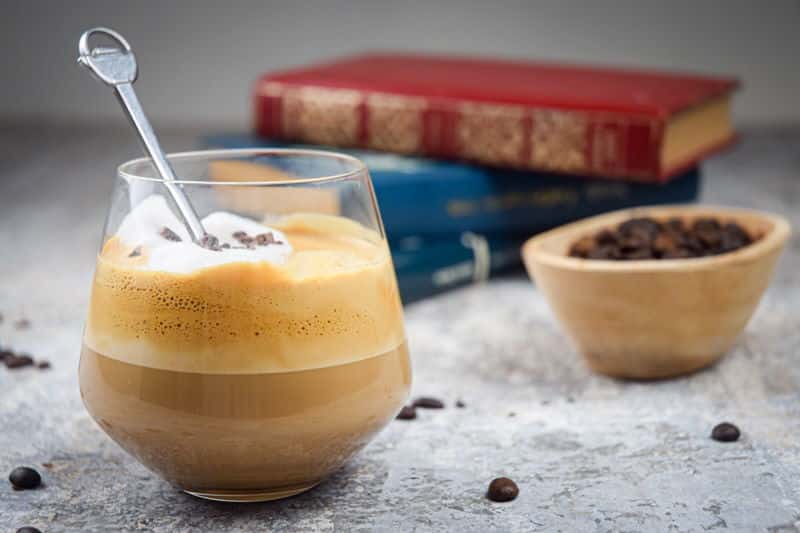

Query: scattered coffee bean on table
[413,397,445,409]
[1,345,48,371]
[568,217,756,261]
[9,466,41,490]
[711,422,741,442]
[487,477,519,502]
[396,405,417,420]
[5,354,34,369]
[16,527,42,533]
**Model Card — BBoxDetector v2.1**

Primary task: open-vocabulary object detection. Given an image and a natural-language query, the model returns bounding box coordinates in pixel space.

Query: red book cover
[253,53,738,182]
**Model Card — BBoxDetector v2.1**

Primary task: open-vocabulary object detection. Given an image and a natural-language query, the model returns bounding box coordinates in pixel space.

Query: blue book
[203,134,701,242]
[392,232,525,303]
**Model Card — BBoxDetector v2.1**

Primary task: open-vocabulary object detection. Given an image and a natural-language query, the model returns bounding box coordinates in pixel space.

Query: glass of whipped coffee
[79,149,411,502]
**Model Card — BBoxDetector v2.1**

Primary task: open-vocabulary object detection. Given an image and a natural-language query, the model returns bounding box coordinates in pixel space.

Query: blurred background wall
[2,0,798,129]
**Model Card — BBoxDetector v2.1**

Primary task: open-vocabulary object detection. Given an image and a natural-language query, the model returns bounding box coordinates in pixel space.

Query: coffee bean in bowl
[568,216,755,261]
[523,206,791,379]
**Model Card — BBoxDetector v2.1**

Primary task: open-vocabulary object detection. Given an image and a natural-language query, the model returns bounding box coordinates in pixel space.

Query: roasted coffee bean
[720,223,752,252]
[652,233,678,255]
[666,217,685,232]
[487,477,519,502]
[570,216,755,261]
[16,527,42,533]
[711,422,740,442]
[9,467,41,489]
[621,247,654,260]
[587,244,620,260]
[455,399,466,408]
[413,397,445,409]
[37,361,51,370]
[568,236,594,258]
[662,248,694,259]
[619,217,660,243]
[159,227,181,242]
[693,218,722,249]
[5,354,34,369]
[396,405,417,420]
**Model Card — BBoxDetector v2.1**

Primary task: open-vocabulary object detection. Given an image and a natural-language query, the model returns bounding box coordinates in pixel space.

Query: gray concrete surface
[0,123,799,532]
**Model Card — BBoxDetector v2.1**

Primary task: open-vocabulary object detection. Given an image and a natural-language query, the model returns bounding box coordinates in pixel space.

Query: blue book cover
[392,232,526,304]
[203,134,701,242]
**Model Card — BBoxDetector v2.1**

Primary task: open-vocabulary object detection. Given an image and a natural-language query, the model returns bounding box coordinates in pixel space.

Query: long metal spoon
[77,27,209,245]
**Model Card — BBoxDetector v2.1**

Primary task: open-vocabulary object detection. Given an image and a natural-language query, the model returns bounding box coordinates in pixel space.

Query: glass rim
[117,148,368,186]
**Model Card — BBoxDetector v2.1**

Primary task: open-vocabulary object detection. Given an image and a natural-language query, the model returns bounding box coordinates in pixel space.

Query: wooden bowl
[522,205,790,379]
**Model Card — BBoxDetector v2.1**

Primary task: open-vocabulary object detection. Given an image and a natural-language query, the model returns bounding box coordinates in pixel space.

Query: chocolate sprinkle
[14,318,30,330]
[128,246,142,258]
[200,234,221,251]
[159,227,182,242]
[256,232,274,245]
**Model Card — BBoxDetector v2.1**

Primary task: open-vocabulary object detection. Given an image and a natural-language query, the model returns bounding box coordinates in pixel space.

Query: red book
[253,53,738,182]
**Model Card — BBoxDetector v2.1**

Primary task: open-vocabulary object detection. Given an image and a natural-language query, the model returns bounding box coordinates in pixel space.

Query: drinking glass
[79,149,411,502]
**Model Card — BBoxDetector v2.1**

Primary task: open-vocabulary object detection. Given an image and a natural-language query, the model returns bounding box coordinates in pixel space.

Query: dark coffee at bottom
[80,343,410,497]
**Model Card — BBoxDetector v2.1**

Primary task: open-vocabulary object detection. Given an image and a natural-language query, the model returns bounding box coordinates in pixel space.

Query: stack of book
[206,53,738,303]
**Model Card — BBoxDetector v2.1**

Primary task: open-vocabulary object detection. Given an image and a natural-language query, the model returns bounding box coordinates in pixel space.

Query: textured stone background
[1,125,799,532]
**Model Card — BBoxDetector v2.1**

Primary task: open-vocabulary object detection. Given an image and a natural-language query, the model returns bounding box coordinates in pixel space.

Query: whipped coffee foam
[88,200,406,373]
[116,195,292,274]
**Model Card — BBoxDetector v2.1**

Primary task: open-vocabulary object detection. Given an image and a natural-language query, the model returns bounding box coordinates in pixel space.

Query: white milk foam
[115,195,292,274]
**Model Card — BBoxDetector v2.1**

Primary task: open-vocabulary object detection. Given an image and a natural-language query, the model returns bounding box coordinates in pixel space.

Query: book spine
[254,81,666,182]
[392,233,525,304]
[377,168,699,241]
